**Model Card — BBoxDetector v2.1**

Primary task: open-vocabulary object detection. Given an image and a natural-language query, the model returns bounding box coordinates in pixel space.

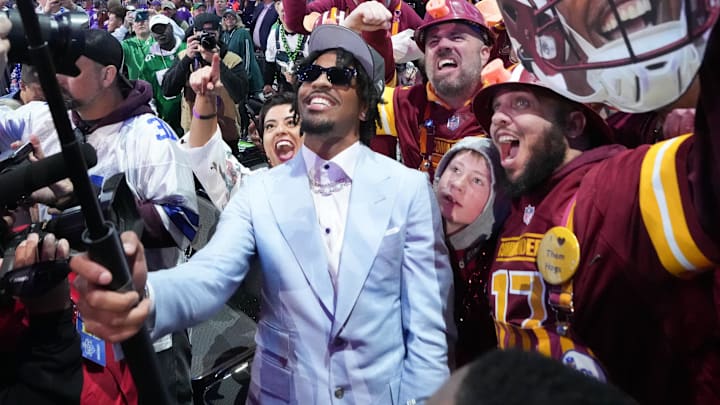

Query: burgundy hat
[472,64,614,147]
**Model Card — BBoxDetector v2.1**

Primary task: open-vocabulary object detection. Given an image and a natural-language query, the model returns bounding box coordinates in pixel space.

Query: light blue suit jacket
[149,145,455,404]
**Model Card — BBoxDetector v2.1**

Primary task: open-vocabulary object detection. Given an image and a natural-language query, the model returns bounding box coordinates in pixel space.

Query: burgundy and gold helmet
[497,0,720,112]
[415,0,495,51]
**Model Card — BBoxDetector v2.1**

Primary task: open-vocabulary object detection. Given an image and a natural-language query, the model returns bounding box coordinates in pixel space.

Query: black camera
[6,9,89,76]
[0,172,142,300]
[198,30,217,51]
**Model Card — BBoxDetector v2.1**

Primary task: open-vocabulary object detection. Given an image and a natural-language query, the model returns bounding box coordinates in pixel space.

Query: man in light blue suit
[72,24,455,404]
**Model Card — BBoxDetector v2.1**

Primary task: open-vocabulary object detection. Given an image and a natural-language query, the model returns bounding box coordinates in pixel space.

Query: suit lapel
[266,154,335,314]
[332,148,396,336]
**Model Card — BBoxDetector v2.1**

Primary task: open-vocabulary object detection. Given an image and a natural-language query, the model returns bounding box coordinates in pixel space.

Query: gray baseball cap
[307,24,385,94]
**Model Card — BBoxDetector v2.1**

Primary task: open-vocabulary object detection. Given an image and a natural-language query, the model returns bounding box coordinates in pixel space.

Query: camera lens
[6,10,89,76]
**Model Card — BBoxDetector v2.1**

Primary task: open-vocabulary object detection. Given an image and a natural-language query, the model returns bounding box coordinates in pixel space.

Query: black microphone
[0,143,97,206]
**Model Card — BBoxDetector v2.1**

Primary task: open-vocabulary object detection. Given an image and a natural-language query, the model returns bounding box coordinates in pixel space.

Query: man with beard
[70,24,454,404]
[374,0,494,178]
[0,29,199,405]
[470,38,720,402]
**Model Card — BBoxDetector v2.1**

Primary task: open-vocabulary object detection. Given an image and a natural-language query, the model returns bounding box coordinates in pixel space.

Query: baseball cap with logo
[81,29,133,89]
[161,0,176,9]
[134,9,149,22]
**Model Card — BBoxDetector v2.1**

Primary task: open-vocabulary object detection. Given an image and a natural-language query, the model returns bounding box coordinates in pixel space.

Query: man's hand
[263,84,274,98]
[10,233,71,314]
[71,231,150,343]
[125,11,136,29]
[43,0,61,13]
[341,1,392,33]
[199,45,219,64]
[186,33,201,60]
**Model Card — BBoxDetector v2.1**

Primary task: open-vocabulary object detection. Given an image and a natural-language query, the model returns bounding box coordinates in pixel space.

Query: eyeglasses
[295,65,357,87]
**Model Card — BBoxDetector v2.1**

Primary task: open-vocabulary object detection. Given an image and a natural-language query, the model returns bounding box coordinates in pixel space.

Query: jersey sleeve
[639,135,718,277]
[376,86,399,137]
[179,126,251,210]
[124,115,199,246]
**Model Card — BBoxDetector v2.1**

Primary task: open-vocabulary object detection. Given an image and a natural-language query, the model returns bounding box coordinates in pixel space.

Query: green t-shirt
[122,36,156,81]
[139,42,188,136]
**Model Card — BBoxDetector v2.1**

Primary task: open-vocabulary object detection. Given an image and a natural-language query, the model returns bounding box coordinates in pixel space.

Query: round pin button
[536,226,580,285]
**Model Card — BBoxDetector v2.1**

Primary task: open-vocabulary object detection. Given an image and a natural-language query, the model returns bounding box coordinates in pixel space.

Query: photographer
[162,12,248,153]
[0,26,200,405]
[0,233,81,405]
[0,21,80,397]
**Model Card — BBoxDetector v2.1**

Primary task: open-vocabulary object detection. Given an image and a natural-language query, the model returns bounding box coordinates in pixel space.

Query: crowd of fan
[0,0,718,404]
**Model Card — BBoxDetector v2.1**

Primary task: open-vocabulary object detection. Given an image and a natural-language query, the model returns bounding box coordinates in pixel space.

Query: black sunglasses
[296,65,357,87]
[151,24,168,34]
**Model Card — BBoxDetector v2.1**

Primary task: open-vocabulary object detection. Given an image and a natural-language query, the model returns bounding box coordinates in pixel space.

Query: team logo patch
[523,204,535,225]
[446,114,460,131]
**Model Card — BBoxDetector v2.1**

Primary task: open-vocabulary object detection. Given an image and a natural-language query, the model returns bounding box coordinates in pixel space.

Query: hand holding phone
[0,141,33,173]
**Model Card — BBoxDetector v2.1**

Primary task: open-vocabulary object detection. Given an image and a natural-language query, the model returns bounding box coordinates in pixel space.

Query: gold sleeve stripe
[534,326,551,356]
[639,134,713,276]
[377,86,398,137]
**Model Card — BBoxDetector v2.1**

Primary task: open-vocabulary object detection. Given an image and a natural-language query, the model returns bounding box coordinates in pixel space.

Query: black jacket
[162,46,248,105]
[0,306,82,404]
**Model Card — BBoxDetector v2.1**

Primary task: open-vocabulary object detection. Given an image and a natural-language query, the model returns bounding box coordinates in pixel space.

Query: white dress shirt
[301,142,360,288]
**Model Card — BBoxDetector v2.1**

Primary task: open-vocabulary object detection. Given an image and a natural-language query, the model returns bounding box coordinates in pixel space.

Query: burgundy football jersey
[489,138,720,404]
[377,83,487,178]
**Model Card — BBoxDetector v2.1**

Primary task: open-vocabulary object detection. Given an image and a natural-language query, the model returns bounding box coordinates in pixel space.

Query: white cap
[149,14,173,30]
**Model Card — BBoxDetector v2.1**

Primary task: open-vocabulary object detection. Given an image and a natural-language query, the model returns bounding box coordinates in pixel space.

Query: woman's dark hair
[292,48,383,146]
[258,91,298,140]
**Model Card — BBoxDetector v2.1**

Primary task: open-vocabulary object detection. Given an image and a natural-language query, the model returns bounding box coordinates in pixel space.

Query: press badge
[77,313,106,366]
